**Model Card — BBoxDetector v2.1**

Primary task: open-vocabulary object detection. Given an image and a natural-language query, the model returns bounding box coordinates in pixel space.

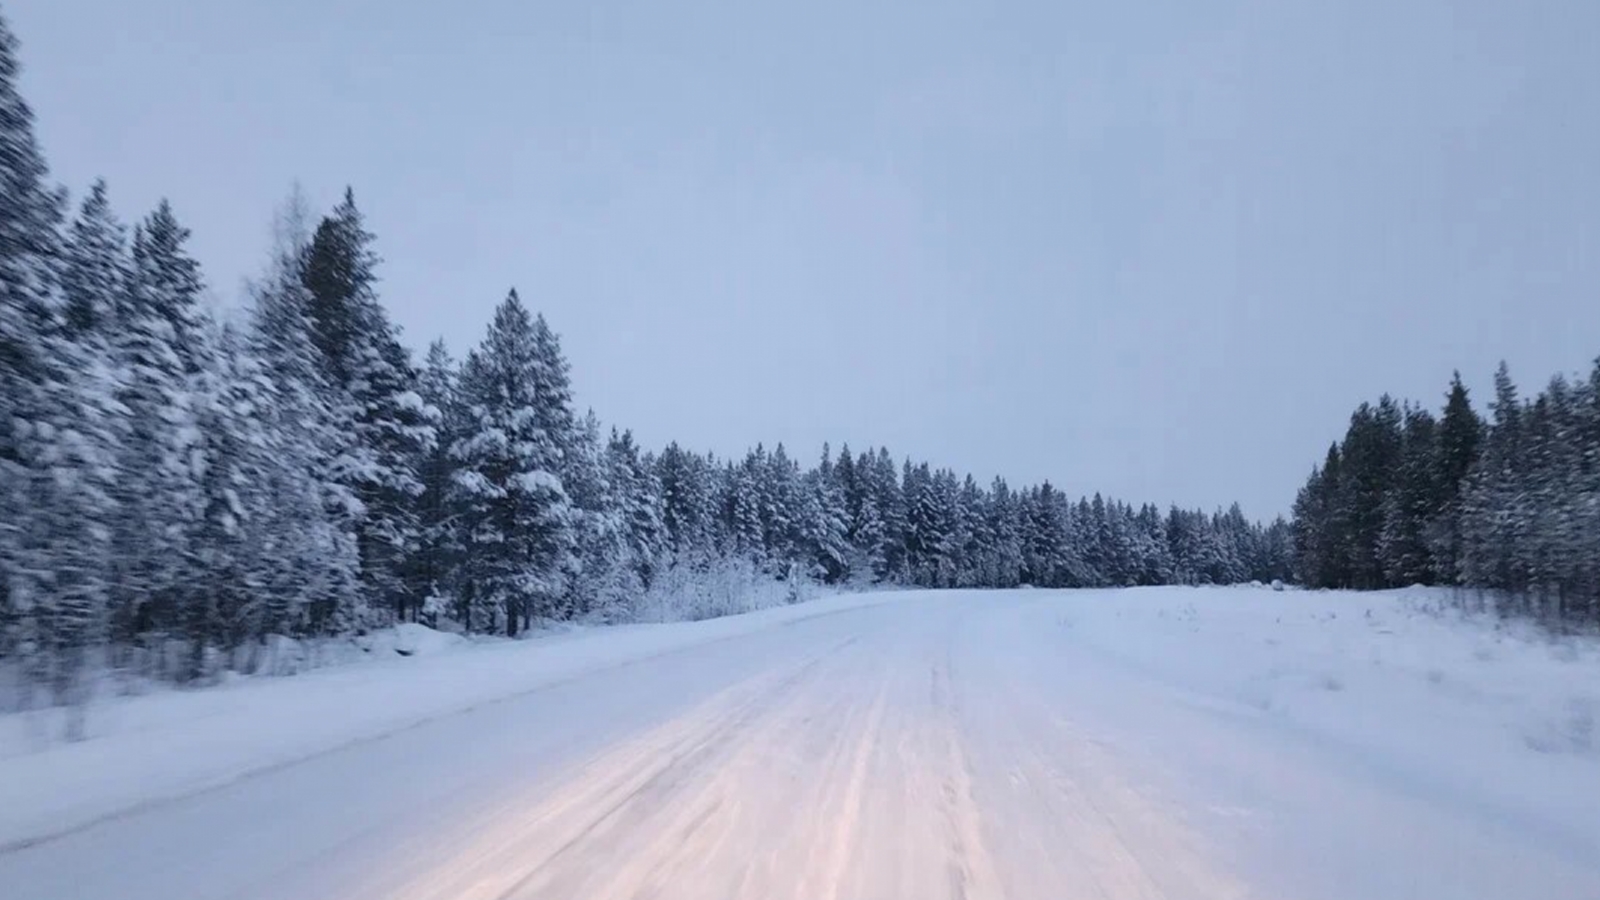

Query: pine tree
[833,442,860,523]
[1520,379,1570,617]
[987,478,1025,588]
[529,312,579,460]
[1337,396,1404,589]
[1292,447,1334,587]
[902,462,935,584]
[61,180,127,337]
[1460,363,1524,599]
[955,475,992,587]
[868,449,907,580]
[0,61,124,717]
[54,182,130,659]
[1136,504,1173,585]
[848,495,888,582]
[761,444,800,569]
[1211,504,1252,585]
[1085,493,1118,585]
[1428,372,1483,583]
[1256,517,1294,583]
[0,14,62,555]
[357,332,433,620]
[727,454,766,566]
[1378,405,1439,585]
[300,189,432,623]
[657,442,717,562]
[524,312,607,614]
[560,413,628,619]
[302,188,381,388]
[19,342,119,728]
[132,202,211,376]
[1022,482,1076,587]
[451,291,576,635]
[0,131,123,726]
[608,428,665,588]
[1575,360,1600,622]
[797,453,850,583]
[413,339,460,621]
[110,204,213,652]
[187,325,278,675]
[247,191,361,637]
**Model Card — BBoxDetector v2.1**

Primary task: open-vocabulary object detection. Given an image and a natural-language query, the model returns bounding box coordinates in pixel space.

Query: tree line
[1291,361,1600,627]
[0,10,1289,721]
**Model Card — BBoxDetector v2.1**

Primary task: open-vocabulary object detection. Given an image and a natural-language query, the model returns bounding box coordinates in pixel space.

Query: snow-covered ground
[2,586,1597,899]
[0,591,898,851]
[1042,586,1600,898]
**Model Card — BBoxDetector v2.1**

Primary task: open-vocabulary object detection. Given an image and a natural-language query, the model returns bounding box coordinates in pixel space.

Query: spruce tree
[300,189,432,623]
[61,180,127,337]
[956,475,993,587]
[797,454,850,583]
[412,339,460,619]
[111,204,213,650]
[657,442,717,562]
[1332,397,1404,589]
[868,449,907,580]
[1428,372,1483,583]
[607,428,665,589]
[987,478,1025,587]
[524,313,607,613]
[0,34,124,716]
[728,454,767,565]
[1085,493,1115,585]
[1460,363,1525,598]
[0,120,122,723]
[1378,405,1440,585]
[1022,483,1070,587]
[451,291,576,635]
[247,192,362,637]
[902,461,935,583]
[1136,504,1173,585]
[563,412,627,619]
[761,444,800,569]
[187,325,275,674]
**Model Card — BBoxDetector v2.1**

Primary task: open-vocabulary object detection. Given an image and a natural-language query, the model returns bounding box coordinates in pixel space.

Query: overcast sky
[9,0,1598,517]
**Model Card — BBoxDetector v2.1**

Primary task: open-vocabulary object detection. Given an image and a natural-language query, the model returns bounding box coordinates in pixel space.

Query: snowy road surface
[4,589,1599,899]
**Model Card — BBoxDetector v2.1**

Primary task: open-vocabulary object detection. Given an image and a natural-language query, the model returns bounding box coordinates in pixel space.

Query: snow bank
[365,622,468,658]
[1065,586,1600,765]
[1050,585,1600,866]
[0,590,896,851]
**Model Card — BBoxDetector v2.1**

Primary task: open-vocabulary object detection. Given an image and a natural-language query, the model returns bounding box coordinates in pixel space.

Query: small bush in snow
[631,558,815,624]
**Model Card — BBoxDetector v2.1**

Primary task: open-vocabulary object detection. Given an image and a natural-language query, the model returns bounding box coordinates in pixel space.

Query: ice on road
[3,588,1598,900]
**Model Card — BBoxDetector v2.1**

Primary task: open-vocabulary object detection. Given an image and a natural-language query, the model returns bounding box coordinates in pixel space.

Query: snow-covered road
[4,589,1598,899]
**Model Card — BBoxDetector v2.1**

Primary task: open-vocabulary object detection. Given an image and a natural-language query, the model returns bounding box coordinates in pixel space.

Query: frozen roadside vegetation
[629,557,822,623]
[0,558,835,730]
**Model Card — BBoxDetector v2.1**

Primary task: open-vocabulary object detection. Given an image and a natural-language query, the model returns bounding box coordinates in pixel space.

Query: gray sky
[9,0,1599,517]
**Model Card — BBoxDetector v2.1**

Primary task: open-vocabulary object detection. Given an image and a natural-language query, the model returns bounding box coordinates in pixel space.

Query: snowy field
[1,586,1597,899]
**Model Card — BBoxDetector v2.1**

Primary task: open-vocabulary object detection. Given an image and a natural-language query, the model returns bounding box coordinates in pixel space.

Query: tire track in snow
[379,635,859,900]
[953,608,1250,900]
[364,597,1246,900]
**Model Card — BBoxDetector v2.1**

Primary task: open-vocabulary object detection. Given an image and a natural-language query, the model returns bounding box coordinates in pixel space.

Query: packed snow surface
[2,586,1597,899]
